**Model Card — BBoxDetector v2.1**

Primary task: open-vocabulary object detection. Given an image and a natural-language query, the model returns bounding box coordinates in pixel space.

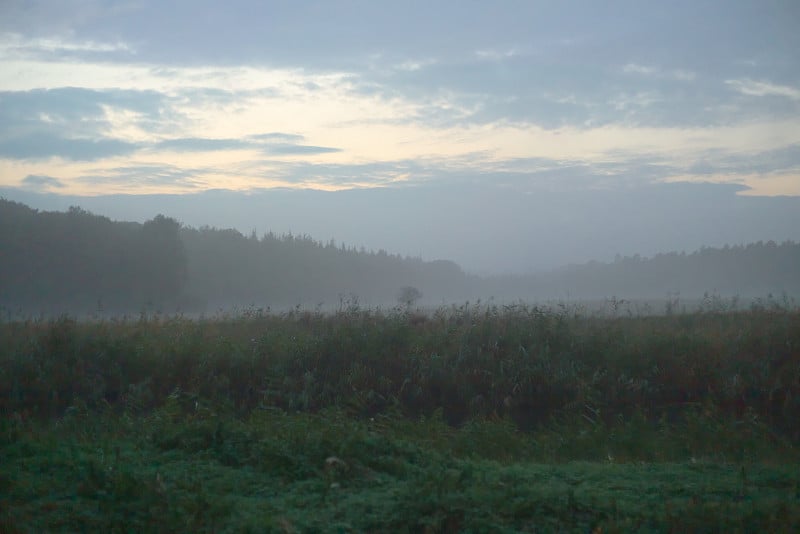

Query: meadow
[1,298,799,532]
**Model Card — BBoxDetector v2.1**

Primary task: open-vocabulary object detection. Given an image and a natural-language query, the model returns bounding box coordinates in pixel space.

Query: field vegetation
[2,299,799,531]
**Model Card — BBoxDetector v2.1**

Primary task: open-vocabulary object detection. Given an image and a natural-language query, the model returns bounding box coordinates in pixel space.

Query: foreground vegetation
[3,409,799,532]
[2,301,799,531]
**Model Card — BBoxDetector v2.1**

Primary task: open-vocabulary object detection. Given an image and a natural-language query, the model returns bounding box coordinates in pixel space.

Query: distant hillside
[486,242,800,302]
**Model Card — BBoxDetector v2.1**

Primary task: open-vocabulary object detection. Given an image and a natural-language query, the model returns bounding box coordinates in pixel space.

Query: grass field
[2,300,799,531]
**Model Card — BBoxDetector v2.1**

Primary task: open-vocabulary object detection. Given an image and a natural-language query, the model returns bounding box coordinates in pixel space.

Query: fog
[3,182,799,275]
[2,196,798,319]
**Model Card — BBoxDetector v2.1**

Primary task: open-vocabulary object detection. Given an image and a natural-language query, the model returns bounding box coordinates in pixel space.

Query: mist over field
[2,197,799,317]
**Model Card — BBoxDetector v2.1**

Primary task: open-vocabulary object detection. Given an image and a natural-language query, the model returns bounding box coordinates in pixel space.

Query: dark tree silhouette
[397,286,423,307]
[0,199,188,314]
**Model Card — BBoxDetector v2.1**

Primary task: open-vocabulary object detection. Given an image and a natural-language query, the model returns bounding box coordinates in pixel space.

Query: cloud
[0,133,138,160]
[0,31,789,137]
[0,3,799,197]
[245,159,435,189]
[726,79,800,100]
[149,134,341,156]
[684,144,800,176]
[153,133,340,155]
[392,58,438,72]
[21,174,65,190]
[0,1,139,36]
[0,88,172,154]
[0,88,158,129]
[76,164,205,189]
[356,54,722,129]
[10,1,789,75]
[0,86,343,160]
[236,137,800,195]
[247,133,305,143]
[622,63,657,76]
[241,152,664,192]
[262,144,341,156]
[622,63,696,82]
[475,48,521,61]
[152,138,252,152]
[671,70,696,82]
[0,32,136,61]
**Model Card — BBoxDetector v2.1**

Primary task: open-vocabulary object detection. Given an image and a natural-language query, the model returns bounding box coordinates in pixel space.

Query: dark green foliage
[2,303,799,445]
[2,408,799,532]
[1,304,799,530]
[0,199,186,314]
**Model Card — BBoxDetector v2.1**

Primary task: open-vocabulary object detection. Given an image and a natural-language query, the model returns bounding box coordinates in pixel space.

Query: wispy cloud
[76,164,206,190]
[0,32,135,58]
[262,144,341,156]
[474,48,521,61]
[622,63,696,81]
[0,2,798,197]
[0,133,138,161]
[726,79,800,100]
[622,63,658,76]
[21,174,65,191]
[247,133,305,143]
[150,134,340,156]
[392,58,438,72]
[152,138,252,153]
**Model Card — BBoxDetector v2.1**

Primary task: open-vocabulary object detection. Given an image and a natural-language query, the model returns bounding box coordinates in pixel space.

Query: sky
[1,1,799,273]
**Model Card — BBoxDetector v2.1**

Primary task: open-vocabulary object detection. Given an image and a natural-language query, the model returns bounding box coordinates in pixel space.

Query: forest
[1,197,799,316]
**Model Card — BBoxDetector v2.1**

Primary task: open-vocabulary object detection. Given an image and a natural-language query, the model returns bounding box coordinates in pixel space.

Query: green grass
[1,302,799,531]
[3,408,799,532]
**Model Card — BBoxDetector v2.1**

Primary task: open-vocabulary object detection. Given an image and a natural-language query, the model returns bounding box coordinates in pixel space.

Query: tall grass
[2,301,798,453]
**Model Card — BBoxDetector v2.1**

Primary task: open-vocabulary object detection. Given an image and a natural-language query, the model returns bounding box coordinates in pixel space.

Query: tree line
[1,200,185,314]
[492,242,800,302]
[1,198,798,316]
[0,199,465,315]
